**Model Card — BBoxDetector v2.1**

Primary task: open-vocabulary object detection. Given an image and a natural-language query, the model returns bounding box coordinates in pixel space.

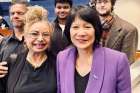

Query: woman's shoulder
[57,46,75,56]
[102,47,130,66]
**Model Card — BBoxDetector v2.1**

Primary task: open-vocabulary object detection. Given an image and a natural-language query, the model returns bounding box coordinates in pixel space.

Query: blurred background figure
[50,0,73,56]
[0,5,10,37]
[0,6,9,30]
[0,1,29,92]
[114,0,140,51]
[89,0,138,64]
[0,16,9,30]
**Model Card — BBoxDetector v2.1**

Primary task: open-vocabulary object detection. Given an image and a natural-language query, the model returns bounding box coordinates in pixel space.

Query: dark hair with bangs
[54,0,73,7]
[64,5,102,49]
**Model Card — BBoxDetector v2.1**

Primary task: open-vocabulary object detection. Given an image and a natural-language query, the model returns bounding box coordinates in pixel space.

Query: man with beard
[50,0,73,56]
[89,0,138,64]
[0,1,29,92]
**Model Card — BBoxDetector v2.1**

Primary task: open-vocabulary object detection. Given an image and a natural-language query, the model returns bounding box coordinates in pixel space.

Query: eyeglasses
[28,32,50,39]
[96,0,110,4]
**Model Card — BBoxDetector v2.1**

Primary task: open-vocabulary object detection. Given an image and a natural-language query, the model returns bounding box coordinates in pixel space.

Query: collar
[7,33,24,43]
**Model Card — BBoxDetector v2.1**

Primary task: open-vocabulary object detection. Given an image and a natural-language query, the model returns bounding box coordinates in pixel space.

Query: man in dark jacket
[50,0,73,56]
[0,1,29,92]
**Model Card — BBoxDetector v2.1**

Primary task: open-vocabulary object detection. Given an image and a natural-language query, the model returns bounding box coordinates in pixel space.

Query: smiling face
[55,3,71,20]
[24,21,52,53]
[95,0,112,16]
[70,16,95,50]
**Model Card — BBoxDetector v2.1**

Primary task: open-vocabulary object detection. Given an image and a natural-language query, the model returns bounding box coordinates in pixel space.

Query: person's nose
[60,8,65,12]
[37,34,44,41]
[100,2,105,6]
[13,13,19,19]
[77,29,86,37]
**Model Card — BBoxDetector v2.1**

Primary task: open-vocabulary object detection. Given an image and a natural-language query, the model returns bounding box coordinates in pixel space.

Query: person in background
[0,1,29,62]
[0,5,57,93]
[56,5,131,93]
[89,0,138,64]
[0,16,9,30]
[0,16,12,37]
[0,7,9,30]
[0,7,10,37]
[50,0,73,56]
[0,1,29,92]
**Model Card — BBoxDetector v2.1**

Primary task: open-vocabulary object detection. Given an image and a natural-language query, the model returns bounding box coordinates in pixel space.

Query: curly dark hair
[94,0,116,6]
[89,0,117,11]
[54,0,73,7]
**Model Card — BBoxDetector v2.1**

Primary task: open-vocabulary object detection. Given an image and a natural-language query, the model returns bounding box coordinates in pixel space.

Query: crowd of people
[0,0,139,93]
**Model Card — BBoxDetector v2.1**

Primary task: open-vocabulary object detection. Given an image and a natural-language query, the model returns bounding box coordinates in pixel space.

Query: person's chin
[58,16,67,19]
[33,49,45,53]
[99,12,110,17]
[99,10,111,16]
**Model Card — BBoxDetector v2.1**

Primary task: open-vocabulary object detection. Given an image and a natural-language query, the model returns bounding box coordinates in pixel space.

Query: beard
[98,10,111,17]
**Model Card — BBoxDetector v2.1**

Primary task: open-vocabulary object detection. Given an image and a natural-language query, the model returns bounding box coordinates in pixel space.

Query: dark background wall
[0,0,89,21]
[30,0,89,21]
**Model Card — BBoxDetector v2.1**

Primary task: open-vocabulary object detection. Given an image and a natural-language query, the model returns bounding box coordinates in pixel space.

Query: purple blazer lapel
[61,47,105,93]
[64,48,76,93]
[85,47,105,93]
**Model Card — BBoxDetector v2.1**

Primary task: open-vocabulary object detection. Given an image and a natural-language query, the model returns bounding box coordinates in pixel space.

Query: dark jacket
[0,35,25,61]
[50,18,70,56]
[0,35,25,93]
[0,50,26,93]
[105,14,138,64]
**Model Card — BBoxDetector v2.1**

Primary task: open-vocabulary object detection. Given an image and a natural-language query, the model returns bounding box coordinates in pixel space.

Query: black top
[14,58,57,93]
[75,69,90,93]
[5,51,57,93]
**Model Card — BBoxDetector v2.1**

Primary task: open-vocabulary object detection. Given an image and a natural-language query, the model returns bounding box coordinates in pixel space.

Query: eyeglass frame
[27,31,51,39]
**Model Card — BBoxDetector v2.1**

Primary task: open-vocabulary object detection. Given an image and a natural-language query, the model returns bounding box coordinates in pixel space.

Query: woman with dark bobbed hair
[56,5,131,93]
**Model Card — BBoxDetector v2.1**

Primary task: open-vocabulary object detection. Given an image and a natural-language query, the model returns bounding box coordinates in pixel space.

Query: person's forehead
[10,4,27,12]
[10,4,27,9]
[56,3,71,6]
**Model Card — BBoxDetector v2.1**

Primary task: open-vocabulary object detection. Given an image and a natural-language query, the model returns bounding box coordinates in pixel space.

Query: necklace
[26,54,47,68]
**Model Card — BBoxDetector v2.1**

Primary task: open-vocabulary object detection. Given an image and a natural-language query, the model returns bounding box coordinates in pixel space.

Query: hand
[0,61,8,78]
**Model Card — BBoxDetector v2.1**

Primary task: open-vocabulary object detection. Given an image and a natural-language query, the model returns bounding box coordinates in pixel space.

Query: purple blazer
[56,46,131,93]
